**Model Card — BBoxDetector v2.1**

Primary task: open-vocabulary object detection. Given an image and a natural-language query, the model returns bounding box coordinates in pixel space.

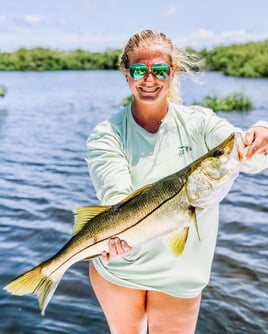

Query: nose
[143,69,155,81]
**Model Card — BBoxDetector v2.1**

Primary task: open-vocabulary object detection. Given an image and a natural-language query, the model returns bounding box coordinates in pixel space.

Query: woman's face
[126,47,174,105]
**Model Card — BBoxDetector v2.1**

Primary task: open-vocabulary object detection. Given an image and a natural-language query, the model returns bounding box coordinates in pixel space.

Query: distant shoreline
[0,40,267,78]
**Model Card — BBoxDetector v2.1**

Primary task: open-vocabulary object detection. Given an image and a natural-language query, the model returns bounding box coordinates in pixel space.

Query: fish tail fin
[4,265,62,315]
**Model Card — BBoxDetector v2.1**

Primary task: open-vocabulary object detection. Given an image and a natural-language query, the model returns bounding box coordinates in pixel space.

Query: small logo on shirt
[178,145,192,157]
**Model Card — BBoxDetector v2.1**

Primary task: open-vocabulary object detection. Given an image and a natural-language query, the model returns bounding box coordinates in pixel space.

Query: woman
[86,30,268,334]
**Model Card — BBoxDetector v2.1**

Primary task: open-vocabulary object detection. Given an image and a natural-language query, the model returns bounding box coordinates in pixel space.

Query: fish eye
[213,150,224,157]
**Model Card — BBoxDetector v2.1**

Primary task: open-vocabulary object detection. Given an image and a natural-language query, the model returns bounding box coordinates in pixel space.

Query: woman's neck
[131,100,169,133]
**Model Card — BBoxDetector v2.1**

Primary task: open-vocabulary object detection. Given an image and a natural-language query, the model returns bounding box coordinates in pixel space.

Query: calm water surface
[0,71,267,334]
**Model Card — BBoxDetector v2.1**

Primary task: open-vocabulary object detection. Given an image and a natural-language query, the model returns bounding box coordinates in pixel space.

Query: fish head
[186,132,245,208]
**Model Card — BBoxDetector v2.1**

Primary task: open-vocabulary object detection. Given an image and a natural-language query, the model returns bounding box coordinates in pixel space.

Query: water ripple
[1,71,267,334]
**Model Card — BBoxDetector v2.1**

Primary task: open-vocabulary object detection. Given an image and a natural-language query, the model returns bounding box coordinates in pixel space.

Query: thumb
[244,128,255,146]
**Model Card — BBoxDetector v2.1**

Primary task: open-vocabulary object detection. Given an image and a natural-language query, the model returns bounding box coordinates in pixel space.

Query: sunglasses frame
[128,63,172,80]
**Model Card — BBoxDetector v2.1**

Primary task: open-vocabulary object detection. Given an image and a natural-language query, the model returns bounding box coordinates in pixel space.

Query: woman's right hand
[100,237,132,265]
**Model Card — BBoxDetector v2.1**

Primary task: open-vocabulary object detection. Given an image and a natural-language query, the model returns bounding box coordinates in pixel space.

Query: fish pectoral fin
[167,227,189,257]
[72,206,111,236]
[188,205,201,241]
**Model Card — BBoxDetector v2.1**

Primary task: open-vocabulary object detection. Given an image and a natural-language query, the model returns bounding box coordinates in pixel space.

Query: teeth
[140,87,158,92]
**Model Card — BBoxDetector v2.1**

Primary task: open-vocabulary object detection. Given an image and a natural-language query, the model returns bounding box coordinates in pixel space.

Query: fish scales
[4,132,244,315]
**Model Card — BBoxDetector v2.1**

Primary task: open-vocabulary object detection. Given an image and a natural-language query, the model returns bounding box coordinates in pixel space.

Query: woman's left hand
[244,126,268,159]
[100,237,132,265]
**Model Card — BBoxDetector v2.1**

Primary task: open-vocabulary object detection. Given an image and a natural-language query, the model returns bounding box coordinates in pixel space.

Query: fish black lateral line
[4,132,244,315]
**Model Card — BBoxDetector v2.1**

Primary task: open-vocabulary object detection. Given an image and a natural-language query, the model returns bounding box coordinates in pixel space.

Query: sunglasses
[128,63,171,80]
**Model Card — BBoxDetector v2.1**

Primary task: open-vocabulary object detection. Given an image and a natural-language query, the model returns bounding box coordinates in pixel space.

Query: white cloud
[53,32,128,50]
[176,28,268,49]
[0,31,128,51]
[24,15,44,25]
[0,26,267,52]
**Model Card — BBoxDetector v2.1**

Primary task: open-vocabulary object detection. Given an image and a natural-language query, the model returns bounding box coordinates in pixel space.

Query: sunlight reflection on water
[0,71,267,333]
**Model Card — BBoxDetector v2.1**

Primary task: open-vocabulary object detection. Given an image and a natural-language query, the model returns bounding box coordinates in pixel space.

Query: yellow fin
[167,227,189,256]
[72,206,111,236]
[4,264,62,316]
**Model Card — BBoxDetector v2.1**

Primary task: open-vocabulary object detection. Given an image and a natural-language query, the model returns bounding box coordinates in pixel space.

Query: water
[0,71,267,334]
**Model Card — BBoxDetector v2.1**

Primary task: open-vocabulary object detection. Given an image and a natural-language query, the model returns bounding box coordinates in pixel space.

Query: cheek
[127,78,138,92]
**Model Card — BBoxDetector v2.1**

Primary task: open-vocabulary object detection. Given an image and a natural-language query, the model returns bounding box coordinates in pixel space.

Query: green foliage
[196,91,254,112]
[0,40,267,78]
[0,85,7,97]
[0,48,121,71]
[203,40,268,77]
[120,95,133,107]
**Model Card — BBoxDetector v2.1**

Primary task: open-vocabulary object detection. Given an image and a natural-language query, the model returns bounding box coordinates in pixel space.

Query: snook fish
[4,132,245,315]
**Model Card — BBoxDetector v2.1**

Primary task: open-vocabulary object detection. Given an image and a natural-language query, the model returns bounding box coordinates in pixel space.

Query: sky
[0,0,268,52]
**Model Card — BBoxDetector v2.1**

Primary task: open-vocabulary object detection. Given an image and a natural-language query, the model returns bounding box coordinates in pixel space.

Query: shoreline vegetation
[194,91,254,112]
[0,40,267,78]
[0,85,7,97]
[1,40,265,109]
[121,91,254,112]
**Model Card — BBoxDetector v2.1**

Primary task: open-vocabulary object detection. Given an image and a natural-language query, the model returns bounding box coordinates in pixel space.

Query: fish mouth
[234,132,246,161]
[224,132,245,173]
[187,132,244,208]
[220,132,245,176]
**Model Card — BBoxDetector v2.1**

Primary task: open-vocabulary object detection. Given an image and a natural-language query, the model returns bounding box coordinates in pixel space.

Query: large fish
[4,132,245,315]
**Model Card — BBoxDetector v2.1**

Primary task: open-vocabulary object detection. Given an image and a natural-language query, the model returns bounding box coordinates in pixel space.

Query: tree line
[199,40,268,77]
[0,48,120,71]
[0,40,267,77]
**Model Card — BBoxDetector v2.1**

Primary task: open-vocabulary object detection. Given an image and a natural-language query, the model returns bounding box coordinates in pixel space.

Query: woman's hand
[245,126,268,159]
[100,237,132,265]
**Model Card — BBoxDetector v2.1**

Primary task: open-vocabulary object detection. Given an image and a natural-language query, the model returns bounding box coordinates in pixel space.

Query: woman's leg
[89,262,147,334]
[146,290,201,334]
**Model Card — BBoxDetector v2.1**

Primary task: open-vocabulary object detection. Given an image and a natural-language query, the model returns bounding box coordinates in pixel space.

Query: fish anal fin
[72,206,111,236]
[167,227,189,257]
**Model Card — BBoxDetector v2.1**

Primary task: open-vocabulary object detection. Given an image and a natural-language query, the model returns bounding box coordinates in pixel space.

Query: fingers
[244,127,268,159]
[244,128,255,147]
[109,238,132,257]
[100,251,110,265]
[245,144,260,159]
[100,238,132,265]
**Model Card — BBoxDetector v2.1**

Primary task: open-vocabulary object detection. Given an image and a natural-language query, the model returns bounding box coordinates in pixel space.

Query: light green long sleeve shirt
[86,102,268,297]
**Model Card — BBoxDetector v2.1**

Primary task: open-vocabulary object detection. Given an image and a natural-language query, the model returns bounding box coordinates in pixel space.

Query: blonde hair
[119,30,196,104]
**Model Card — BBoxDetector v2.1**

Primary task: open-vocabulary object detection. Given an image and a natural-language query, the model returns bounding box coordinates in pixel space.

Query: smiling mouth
[139,87,159,93]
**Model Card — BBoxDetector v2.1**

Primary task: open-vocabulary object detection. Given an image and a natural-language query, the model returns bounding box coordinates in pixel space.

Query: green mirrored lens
[151,64,171,79]
[128,63,171,80]
[129,64,148,80]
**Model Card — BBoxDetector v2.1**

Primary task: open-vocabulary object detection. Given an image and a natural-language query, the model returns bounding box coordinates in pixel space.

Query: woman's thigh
[89,262,147,334]
[146,290,201,334]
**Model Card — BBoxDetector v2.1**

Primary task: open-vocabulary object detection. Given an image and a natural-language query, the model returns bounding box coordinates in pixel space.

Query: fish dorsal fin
[72,206,111,236]
[166,227,189,257]
[118,184,153,206]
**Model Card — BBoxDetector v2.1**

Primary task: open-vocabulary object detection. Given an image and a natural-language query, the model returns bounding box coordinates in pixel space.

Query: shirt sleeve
[240,120,268,174]
[86,121,133,205]
[192,106,268,174]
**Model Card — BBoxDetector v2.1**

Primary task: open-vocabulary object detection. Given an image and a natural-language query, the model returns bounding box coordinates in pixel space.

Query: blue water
[0,71,267,334]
